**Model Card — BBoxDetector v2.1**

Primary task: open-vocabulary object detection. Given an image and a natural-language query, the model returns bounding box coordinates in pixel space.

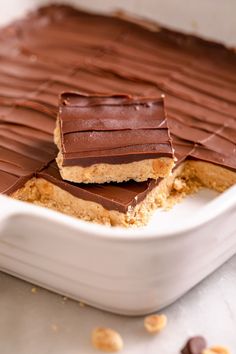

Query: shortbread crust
[56,150,174,184]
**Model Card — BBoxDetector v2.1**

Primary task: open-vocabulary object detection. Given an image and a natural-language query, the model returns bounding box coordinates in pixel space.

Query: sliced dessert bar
[54,93,175,184]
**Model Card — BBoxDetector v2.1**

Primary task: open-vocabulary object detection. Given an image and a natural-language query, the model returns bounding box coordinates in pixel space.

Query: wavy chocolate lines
[0,105,56,194]
[168,110,236,144]
[0,126,55,155]
[162,79,236,116]
[0,77,57,194]
[178,66,236,92]
[1,104,54,134]
[53,68,158,98]
[170,72,236,104]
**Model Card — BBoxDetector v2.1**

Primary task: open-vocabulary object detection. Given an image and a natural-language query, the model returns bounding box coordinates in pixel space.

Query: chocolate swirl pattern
[0,4,236,212]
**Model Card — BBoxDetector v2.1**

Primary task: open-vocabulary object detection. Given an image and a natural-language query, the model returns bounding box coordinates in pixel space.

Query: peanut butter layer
[55,92,174,183]
[56,153,174,184]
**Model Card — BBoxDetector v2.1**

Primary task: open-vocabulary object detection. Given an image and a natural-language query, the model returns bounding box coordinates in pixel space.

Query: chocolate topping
[59,92,173,166]
[181,336,207,354]
[38,161,159,213]
[0,4,236,212]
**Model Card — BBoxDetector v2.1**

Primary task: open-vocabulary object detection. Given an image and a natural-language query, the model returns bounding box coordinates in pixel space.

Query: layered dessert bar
[1,5,236,227]
[55,92,174,183]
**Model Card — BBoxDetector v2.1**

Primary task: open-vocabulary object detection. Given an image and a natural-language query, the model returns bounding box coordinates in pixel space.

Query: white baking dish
[0,0,236,315]
[1,185,236,315]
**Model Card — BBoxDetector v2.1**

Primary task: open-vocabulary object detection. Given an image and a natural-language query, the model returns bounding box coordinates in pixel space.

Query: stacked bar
[55,92,174,183]
[1,5,236,227]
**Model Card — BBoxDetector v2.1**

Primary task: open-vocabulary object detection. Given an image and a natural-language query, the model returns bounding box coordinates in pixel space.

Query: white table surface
[1,255,236,354]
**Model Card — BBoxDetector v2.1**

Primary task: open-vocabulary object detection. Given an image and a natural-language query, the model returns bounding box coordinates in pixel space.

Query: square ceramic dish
[0,0,236,315]
[1,187,236,316]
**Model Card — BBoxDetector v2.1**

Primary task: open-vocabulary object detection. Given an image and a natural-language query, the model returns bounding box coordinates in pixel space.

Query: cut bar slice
[13,161,185,227]
[11,160,236,227]
[12,160,236,228]
[54,92,175,184]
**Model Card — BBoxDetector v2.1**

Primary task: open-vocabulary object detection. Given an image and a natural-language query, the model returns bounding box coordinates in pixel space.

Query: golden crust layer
[184,160,236,192]
[56,151,174,184]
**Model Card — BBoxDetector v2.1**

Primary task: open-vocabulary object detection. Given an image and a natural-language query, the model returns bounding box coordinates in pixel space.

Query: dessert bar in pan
[55,92,174,184]
[1,5,236,227]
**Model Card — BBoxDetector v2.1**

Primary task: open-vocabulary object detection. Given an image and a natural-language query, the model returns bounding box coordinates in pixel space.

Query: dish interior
[136,188,219,233]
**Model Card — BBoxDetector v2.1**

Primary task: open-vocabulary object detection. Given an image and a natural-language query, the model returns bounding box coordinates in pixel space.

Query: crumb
[61,296,68,304]
[173,178,186,192]
[92,327,123,352]
[165,177,201,210]
[191,20,199,31]
[31,287,37,294]
[144,314,167,334]
[51,324,59,333]
[79,301,86,308]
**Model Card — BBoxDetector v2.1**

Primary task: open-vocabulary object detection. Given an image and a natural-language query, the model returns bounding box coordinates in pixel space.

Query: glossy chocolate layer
[59,92,173,166]
[0,98,57,194]
[38,161,159,213]
[0,5,236,212]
